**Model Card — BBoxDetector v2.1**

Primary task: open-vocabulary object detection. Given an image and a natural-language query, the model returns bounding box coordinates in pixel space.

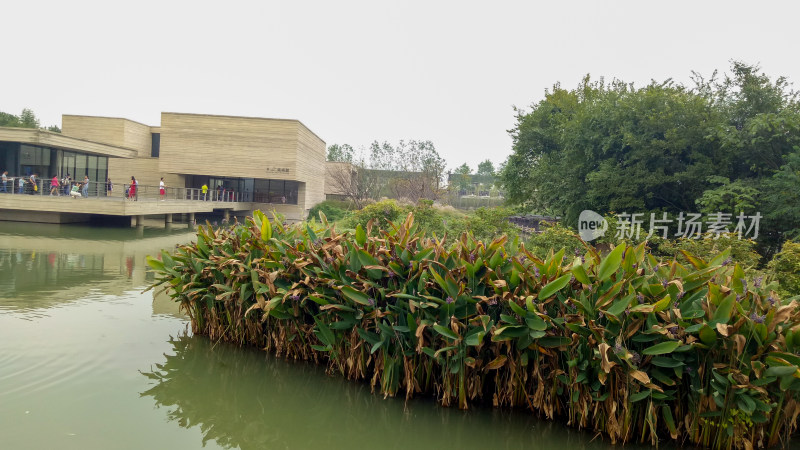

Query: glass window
[284,181,299,204]
[75,154,87,178]
[87,155,98,182]
[151,133,160,157]
[62,152,75,179]
[268,179,284,203]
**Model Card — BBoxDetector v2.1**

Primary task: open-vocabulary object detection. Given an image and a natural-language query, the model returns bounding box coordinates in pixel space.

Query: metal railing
[0,177,107,198]
[120,184,242,202]
[0,177,247,203]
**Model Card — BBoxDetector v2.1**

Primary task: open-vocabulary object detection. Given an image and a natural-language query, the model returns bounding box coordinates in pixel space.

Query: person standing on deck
[50,175,60,196]
[81,175,89,198]
[1,171,7,193]
[29,174,37,194]
[106,178,113,196]
[18,176,25,194]
[159,177,166,200]
[128,176,137,200]
[62,174,71,195]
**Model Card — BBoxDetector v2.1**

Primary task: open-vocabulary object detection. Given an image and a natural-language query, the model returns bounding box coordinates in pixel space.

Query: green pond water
[0,222,677,450]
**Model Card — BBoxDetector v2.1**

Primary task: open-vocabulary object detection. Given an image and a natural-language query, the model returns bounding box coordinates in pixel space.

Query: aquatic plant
[148,211,800,449]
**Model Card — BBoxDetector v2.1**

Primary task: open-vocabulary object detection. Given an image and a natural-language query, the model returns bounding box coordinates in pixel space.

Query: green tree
[368,140,446,201]
[327,143,354,162]
[19,108,39,128]
[454,163,471,175]
[476,159,495,176]
[0,111,22,127]
[500,61,800,249]
[0,108,60,132]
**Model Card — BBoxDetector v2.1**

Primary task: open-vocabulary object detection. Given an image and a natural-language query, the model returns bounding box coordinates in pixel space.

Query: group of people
[0,170,114,199]
[1,171,41,195]
[124,176,166,201]
[2,171,173,202]
[199,183,235,201]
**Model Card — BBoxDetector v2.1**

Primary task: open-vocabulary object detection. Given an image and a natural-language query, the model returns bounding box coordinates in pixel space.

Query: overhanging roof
[0,127,137,158]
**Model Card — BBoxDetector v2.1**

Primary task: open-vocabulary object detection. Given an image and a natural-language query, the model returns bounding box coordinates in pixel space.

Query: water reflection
[142,335,625,450]
[0,221,194,314]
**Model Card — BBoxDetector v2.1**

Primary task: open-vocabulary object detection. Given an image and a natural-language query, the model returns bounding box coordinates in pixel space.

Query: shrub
[769,241,800,298]
[653,236,762,268]
[526,223,584,259]
[307,200,352,223]
[150,211,800,449]
[341,199,404,230]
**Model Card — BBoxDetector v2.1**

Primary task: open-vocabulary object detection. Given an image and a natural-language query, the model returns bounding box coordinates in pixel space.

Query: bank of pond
[148,211,800,449]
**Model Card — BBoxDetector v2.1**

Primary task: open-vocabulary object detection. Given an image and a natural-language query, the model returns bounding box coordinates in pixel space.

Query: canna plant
[147,210,800,449]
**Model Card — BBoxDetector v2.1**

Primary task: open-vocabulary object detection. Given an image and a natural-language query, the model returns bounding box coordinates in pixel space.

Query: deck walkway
[0,194,303,224]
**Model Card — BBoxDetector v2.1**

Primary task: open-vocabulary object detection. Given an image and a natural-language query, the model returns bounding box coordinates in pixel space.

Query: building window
[151,133,160,158]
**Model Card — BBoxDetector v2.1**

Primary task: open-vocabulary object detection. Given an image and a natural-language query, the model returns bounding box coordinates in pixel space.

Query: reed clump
[148,211,800,449]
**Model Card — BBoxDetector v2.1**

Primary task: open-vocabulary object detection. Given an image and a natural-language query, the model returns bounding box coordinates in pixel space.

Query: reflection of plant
[149,211,800,449]
[142,334,598,450]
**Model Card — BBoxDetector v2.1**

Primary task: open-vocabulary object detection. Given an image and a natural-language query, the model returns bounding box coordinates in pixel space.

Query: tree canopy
[500,62,800,252]
[0,108,60,132]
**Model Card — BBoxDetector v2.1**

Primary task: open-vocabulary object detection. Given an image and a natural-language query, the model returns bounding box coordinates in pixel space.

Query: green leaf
[525,315,547,331]
[651,357,684,368]
[699,325,717,345]
[539,274,572,299]
[711,293,736,324]
[537,336,571,347]
[606,295,632,318]
[341,286,371,306]
[571,264,591,284]
[630,389,651,403]
[764,365,798,377]
[260,216,272,241]
[508,300,526,317]
[355,224,366,246]
[465,329,485,346]
[433,324,460,341]
[598,244,625,282]
[313,316,336,348]
[642,340,681,355]
[146,255,165,272]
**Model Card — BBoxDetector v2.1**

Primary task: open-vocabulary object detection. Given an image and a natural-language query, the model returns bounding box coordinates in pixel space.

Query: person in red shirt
[50,175,60,196]
[128,176,137,200]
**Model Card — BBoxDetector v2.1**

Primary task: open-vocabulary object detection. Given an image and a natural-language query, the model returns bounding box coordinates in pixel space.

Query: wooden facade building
[61,112,327,220]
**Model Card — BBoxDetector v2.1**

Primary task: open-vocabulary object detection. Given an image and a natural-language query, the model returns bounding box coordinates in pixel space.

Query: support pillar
[165,214,173,224]
[188,213,196,226]
[135,215,144,227]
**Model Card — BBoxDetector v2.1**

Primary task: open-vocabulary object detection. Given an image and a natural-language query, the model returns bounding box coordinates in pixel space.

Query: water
[0,222,665,450]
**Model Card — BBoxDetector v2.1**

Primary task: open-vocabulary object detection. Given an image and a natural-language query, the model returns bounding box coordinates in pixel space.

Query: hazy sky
[4,1,799,172]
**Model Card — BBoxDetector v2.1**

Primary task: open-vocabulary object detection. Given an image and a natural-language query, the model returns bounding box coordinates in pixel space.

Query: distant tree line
[0,108,60,132]
[326,140,446,207]
[499,61,800,254]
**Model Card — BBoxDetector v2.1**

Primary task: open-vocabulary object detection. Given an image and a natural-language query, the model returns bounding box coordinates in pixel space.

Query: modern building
[64,112,326,220]
[0,112,326,222]
[0,126,134,192]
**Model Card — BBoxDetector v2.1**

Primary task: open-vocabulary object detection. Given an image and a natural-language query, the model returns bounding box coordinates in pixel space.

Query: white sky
[3,1,799,172]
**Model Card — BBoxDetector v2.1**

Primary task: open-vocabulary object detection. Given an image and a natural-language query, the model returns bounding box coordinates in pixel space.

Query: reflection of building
[63,113,326,219]
[0,222,195,313]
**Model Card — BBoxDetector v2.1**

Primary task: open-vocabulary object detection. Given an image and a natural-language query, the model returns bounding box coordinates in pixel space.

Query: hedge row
[148,211,800,449]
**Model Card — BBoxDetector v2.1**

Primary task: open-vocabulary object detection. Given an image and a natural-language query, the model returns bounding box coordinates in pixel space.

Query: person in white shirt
[159,177,166,200]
